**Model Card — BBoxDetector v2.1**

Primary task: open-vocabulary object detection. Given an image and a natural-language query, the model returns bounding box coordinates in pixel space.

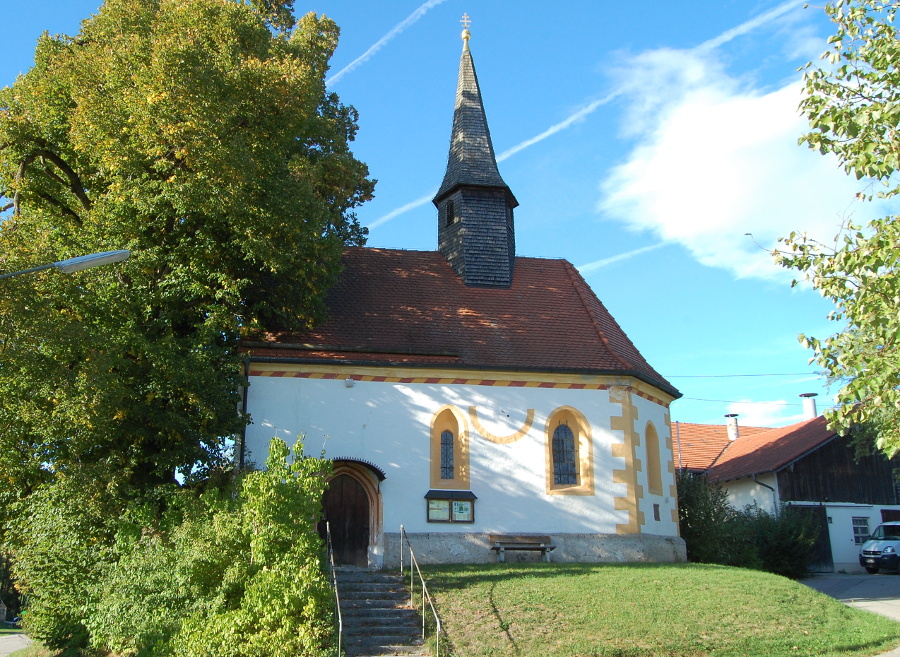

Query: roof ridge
[562,260,634,373]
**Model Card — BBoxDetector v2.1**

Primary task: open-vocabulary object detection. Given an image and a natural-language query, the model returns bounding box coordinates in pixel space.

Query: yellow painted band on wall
[468,407,534,444]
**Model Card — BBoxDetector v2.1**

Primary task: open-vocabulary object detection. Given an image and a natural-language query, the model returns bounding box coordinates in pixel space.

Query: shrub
[741,504,821,579]
[676,472,820,578]
[5,475,119,655]
[675,471,736,564]
[10,438,334,657]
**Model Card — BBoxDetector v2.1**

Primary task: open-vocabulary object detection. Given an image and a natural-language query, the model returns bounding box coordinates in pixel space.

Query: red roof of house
[671,422,771,472]
[672,418,836,479]
[243,247,679,398]
[705,416,836,482]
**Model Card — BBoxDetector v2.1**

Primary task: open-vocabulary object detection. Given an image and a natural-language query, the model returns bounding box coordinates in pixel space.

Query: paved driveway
[0,633,31,657]
[802,572,900,657]
[801,572,900,623]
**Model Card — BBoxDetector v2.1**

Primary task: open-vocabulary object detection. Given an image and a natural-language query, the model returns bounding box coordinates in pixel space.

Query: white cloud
[724,400,805,427]
[598,43,898,281]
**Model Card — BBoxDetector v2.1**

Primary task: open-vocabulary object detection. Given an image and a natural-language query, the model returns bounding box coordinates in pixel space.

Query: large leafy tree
[0,0,373,497]
[777,0,900,455]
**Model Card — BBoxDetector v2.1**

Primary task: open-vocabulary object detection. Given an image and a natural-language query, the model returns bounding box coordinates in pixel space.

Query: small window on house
[552,424,578,486]
[445,200,456,227]
[853,517,870,544]
[441,430,454,479]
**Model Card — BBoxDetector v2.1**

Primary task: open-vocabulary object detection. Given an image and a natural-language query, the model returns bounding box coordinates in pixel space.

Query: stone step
[341,610,419,626]
[341,587,409,598]
[345,630,421,643]
[342,598,413,611]
[334,568,430,657]
[344,621,421,636]
[338,582,409,600]
[343,645,429,657]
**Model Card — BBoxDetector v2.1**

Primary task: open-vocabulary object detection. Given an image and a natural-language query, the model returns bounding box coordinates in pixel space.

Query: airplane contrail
[327,0,450,86]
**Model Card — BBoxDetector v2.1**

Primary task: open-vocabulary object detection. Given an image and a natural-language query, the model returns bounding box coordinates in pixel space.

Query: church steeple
[433,17,518,288]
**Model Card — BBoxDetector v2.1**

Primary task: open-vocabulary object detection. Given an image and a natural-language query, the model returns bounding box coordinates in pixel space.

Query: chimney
[800,393,818,420]
[725,414,739,441]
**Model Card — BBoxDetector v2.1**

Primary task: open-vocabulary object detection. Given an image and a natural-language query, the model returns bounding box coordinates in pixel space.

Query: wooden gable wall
[776,434,897,505]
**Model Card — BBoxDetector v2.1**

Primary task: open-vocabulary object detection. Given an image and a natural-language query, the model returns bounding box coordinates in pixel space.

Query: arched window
[646,422,663,496]
[552,424,578,485]
[441,430,454,479]
[430,406,470,490]
[545,407,594,496]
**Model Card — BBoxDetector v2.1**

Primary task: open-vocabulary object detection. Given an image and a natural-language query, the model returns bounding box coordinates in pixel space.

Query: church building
[240,25,685,569]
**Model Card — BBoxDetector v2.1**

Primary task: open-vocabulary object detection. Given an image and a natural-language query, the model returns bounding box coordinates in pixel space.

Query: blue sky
[4,0,892,428]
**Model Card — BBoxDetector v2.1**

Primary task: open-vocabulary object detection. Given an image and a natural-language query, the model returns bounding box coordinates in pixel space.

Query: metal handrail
[325,522,342,656]
[399,524,443,657]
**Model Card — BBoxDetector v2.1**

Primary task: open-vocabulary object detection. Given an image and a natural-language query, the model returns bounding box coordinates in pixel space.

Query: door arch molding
[322,460,383,567]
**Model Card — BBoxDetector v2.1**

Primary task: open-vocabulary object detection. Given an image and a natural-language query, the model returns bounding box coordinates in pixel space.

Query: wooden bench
[489,534,556,563]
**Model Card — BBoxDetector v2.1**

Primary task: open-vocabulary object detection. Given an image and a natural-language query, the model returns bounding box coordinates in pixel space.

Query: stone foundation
[381,531,686,569]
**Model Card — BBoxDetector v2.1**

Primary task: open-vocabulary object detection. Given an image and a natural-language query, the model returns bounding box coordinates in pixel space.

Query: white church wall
[244,368,684,565]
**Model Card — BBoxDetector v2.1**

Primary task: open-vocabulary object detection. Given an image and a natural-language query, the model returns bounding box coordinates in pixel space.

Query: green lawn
[422,563,900,657]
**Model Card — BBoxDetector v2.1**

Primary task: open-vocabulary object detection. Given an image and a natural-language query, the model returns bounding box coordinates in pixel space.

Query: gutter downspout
[237,357,250,470]
[676,421,683,471]
[753,474,778,516]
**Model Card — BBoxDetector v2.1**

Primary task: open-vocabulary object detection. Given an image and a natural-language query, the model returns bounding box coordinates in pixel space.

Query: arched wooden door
[322,473,370,567]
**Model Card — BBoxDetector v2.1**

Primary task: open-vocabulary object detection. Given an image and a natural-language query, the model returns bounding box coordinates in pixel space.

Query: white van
[859,522,900,574]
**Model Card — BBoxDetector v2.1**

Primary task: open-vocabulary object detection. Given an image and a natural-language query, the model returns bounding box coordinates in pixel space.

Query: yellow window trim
[430,405,470,490]
[544,406,594,496]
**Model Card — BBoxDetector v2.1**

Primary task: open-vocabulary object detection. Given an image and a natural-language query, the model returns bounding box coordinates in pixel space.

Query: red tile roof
[243,247,679,398]
[672,422,771,472]
[673,417,837,481]
[706,416,836,482]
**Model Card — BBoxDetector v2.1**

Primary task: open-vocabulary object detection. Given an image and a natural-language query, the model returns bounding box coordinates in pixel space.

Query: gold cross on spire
[460,13,471,50]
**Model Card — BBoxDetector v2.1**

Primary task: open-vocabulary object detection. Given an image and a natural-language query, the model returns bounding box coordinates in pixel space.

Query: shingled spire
[433,17,518,288]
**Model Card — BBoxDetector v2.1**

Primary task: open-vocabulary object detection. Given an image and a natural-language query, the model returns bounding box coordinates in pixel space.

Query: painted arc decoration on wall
[469,406,535,444]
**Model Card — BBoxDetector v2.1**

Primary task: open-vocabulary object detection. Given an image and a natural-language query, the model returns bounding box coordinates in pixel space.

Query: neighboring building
[674,403,900,572]
[239,28,685,569]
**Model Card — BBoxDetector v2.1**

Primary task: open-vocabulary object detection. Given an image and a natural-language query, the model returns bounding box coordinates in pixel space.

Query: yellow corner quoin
[469,406,534,444]
[665,411,679,528]
[610,386,644,534]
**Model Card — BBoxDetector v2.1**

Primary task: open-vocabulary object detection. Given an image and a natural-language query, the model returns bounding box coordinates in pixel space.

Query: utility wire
[665,373,819,378]
[681,396,837,408]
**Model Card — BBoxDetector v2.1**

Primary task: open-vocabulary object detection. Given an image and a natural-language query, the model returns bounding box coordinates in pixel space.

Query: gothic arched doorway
[322,473,370,566]
[320,460,384,568]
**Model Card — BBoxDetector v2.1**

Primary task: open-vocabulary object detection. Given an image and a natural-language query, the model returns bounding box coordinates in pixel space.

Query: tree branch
[32,148,92,212]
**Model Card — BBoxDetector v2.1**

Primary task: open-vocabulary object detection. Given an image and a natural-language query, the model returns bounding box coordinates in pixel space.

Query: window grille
[552,424,578,485]
[440,430,454,479]
[853,517,870,545]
